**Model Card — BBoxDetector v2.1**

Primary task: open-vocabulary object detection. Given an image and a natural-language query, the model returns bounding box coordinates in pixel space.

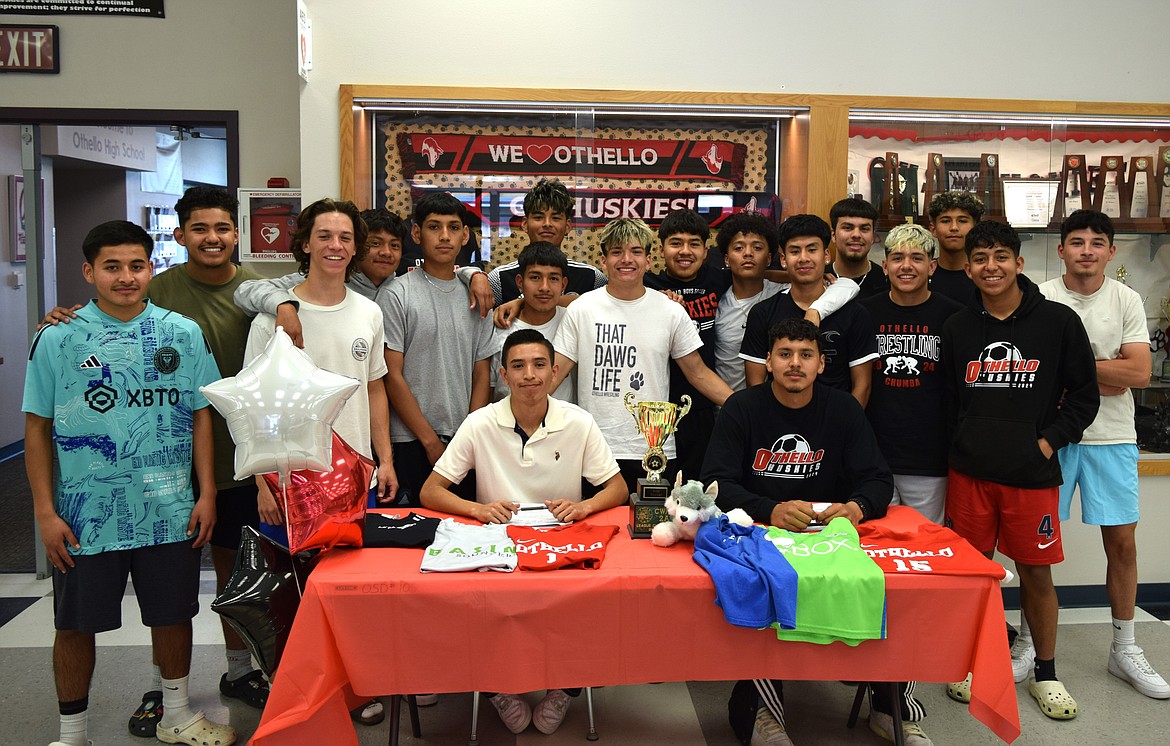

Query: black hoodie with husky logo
[942,274,1099,488]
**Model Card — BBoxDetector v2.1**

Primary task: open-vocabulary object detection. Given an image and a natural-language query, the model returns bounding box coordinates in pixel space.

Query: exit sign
[0,25,59,74]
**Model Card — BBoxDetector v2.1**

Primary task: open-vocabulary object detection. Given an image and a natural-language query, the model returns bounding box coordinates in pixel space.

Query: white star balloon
[201,328,361,484]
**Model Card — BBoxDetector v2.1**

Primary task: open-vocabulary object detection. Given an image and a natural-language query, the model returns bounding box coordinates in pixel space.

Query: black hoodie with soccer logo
[941,274,1099,488]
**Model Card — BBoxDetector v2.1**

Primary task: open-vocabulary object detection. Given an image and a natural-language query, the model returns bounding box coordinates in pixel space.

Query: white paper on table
[507,505,569,527]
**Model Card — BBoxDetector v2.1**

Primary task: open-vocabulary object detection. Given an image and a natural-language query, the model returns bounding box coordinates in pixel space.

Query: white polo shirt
[433,396,620,504]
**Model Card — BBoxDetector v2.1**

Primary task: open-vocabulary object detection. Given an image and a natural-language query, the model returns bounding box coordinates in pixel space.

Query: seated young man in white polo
[421,328,627,734]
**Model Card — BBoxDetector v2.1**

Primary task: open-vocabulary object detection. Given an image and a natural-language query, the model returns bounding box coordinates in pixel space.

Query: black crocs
[129,690,163,738]
[219,670,270,709]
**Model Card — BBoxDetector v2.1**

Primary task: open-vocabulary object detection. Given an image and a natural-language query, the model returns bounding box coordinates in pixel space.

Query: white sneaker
[1010,637,1035,683]
[1109,647,1170,699]
[533,689,572,734]
[868,710,933,746]
[489,693,531,734]
[750,706,793,746]
[413,693,438,707]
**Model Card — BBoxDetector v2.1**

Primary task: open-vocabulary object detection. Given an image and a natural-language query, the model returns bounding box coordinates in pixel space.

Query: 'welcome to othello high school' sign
[0,25,58,73]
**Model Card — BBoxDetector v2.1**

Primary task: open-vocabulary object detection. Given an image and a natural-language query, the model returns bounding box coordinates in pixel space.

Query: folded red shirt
[506,523,620,571]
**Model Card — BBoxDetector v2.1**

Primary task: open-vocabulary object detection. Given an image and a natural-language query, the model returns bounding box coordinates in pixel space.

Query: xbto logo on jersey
[126,387,183,407]
[154,346,180,374]
[86,384,183,413]
[84,383,117,414]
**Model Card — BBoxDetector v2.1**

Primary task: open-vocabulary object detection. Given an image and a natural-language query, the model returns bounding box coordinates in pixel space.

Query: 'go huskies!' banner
[470,188,780,230]
[398,132,747,187]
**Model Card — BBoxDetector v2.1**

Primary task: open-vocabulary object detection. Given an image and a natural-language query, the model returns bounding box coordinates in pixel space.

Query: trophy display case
[849,108,1170,461]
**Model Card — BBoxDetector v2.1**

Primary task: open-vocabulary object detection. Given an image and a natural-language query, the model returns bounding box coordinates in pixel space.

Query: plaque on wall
[921,152,944,221]
[1091,156,1125,219]
[1049,154,1091,228]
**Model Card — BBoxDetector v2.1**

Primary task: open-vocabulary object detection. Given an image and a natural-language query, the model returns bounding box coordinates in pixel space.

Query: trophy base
[628,482,671,539]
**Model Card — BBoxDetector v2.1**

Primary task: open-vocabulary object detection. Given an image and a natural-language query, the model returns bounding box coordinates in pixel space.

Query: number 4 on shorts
[1037,514,1054,540]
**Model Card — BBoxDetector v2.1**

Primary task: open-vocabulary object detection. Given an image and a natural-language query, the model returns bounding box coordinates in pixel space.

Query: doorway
[0,107,239,574]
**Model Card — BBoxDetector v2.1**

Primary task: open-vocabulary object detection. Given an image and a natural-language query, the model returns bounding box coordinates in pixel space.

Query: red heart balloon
[263,431,372,553]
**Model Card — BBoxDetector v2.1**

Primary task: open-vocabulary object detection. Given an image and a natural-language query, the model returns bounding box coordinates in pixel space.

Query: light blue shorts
[1057,442,1139,526]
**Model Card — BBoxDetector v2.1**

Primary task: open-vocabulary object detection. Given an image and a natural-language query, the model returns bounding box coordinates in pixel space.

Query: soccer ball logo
[771,433,811,455]
[978,341,1022,367]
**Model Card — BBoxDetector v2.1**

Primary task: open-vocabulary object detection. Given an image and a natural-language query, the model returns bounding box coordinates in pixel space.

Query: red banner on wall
[397,132,747,186]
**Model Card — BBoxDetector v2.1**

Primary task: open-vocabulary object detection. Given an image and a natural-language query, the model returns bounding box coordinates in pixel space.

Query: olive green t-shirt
[149,263,262,489]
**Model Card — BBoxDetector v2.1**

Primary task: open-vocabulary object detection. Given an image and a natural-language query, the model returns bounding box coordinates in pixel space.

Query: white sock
[226,648,253,681]
[59,710,87,746]
[159,674,196,727]
[151,663,162,691]
[1017,617,1033,646]
[1112,617,1137,652]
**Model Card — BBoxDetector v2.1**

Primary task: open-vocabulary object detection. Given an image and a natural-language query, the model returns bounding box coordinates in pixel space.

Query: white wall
[1,0,299,188]
[299,0,1170,199]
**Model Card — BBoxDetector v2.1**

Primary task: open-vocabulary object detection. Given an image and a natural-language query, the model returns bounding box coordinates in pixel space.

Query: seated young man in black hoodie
[941,221,1099,721]
[703,317,895,746]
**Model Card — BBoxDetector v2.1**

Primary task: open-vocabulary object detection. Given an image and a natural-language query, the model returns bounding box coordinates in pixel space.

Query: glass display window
[850,108,1170,458]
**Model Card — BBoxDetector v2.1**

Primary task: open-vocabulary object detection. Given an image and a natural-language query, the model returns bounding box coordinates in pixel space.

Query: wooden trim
[344,85,1170,118]
[1137,457,1170,477]
[806,103,849,219]
[778,113,809,217]
[340,85,355,202]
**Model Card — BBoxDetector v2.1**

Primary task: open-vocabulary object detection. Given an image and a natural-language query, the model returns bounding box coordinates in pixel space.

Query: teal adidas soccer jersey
[763,518,886,645]
[22,300,219,555]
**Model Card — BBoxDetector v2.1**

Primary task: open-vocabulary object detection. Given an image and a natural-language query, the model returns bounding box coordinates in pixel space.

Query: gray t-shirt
[378,269,496,442]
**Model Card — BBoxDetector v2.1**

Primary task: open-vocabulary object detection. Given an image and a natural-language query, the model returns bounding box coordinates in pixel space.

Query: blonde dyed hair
[883,223,938,259]
[596,217,656,256]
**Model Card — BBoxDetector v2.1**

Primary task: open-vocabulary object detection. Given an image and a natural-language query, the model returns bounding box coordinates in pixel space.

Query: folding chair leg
[846,683,866,728]
[406,694,421,738]
[585,687,599,741]
[469,691,481,746]
[888,683,906,746]
[388,695,402,746]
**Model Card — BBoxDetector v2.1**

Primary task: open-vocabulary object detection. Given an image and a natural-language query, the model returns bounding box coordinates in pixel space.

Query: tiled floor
[2,571,1168,745]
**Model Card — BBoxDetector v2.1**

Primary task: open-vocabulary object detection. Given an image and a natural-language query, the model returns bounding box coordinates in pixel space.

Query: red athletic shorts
[944,468,1063,566]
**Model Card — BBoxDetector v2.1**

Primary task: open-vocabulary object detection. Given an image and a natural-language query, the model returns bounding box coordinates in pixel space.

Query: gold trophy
[624,391,691,538]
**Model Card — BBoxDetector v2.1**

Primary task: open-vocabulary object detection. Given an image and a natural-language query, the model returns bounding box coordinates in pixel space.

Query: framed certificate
[1002,178,1060,229]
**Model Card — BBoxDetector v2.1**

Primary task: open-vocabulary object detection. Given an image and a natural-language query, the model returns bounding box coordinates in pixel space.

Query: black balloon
[211,526,314,676]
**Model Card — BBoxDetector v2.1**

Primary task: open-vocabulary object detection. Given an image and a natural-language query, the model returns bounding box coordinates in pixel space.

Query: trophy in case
[1157,146,1170,221]
[978,153,1006,220]
[1091,156,1126,220]
[1123,155,1162,231]
[921,153,945,222]
[1049,154,1092,228]
[623,391,691,538]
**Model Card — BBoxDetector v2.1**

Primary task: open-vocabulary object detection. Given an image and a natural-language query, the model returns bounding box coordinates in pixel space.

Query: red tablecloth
[251,505,1020,744]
